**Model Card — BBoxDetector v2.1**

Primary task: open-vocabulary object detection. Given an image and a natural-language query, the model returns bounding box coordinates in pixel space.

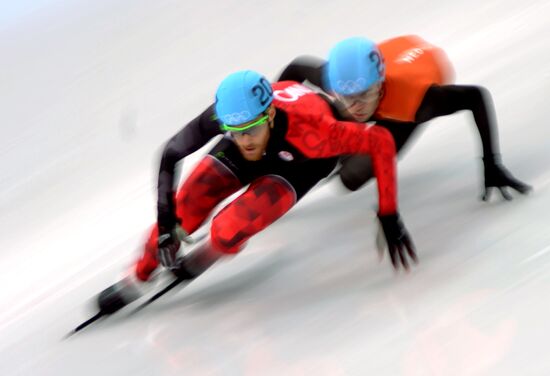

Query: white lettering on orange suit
[396,47,426,64]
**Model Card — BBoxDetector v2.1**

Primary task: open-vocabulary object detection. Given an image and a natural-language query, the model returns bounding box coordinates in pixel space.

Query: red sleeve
[286,112,398,215]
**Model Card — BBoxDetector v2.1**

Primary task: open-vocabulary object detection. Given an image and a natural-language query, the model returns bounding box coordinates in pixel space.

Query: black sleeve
[157,104,222,228]
[275,55,327,90]
[277,56,353,121]
[415,85,500,160]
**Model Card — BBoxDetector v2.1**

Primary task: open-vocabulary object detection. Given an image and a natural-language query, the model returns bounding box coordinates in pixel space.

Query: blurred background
[1,0,550,375]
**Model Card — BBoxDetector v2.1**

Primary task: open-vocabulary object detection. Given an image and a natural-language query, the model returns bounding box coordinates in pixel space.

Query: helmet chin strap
[262,119,274,156]
[257,118,275,158]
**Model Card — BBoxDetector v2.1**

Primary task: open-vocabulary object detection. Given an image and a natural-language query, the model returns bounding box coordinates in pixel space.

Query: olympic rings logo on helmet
[335,78,368,95]
[223,111,252,124]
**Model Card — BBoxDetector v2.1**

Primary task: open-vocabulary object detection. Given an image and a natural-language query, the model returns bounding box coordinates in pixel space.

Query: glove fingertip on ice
[481,188,491,201]
[518,185,533,195]
[498,187,512,201]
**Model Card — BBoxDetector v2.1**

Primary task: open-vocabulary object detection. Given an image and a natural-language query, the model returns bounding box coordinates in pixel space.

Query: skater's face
[228,106,275,161]
[336,82,382,122]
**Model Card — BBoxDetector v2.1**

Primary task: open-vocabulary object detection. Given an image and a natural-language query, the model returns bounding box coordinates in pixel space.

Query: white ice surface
[1,0,550,375]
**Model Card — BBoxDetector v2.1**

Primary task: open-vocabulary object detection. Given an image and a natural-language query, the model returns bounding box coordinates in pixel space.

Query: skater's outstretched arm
[416,85,532,200]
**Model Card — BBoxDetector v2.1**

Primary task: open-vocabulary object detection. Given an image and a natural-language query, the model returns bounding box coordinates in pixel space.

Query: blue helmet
[325,37,385,96]
[215,70,273,126]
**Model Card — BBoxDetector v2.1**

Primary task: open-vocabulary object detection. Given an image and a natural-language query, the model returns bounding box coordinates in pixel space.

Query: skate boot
[97,275,146,314]
[170,257,198,281]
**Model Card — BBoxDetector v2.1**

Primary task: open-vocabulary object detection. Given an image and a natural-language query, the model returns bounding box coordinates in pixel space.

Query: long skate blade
[131,277,185,314]
[64,311,104,339]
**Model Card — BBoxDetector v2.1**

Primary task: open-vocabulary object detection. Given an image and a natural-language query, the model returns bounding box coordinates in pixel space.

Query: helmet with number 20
[215,70,274,126]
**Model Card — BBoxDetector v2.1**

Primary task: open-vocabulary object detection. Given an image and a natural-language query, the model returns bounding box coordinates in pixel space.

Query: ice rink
[1,0,550,374]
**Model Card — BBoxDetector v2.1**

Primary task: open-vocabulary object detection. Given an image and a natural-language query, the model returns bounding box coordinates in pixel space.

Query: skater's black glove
[482,156,532,201]
[377,213,418,271]
[157,224,192,269]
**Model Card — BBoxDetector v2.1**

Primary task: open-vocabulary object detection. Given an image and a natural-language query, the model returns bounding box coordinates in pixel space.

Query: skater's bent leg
[175,155,243,233]
[211,175,297,254]
[339,155,375,191]
[135,155,242,281]
[182,175,297,277]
